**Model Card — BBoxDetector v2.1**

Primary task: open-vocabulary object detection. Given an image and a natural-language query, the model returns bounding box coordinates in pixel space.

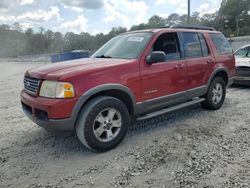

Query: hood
[26,58,133,80]
[235,57,250,68]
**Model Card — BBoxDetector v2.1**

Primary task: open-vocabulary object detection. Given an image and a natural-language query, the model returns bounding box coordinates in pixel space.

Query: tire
[201,77,226,110]
[76,96,130,152]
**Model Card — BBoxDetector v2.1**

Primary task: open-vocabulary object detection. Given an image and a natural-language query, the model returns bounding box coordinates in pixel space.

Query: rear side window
[210,33,233,55]
[198,33,209,56]
[182,32,202,58]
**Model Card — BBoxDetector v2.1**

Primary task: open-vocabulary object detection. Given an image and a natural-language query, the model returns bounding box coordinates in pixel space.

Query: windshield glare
[92,32,153,59]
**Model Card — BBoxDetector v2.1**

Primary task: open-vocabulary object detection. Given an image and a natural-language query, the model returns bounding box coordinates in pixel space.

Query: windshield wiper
[95,55,112,58]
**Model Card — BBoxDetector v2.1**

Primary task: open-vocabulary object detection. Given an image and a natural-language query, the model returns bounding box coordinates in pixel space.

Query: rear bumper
[21,90,76,131]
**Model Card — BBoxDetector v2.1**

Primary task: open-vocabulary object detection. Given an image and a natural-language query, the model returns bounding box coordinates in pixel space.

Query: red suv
[21,26,235,152]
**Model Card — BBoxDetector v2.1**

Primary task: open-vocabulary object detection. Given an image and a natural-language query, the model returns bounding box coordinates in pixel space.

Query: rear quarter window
[210,33,233,55]
[198,33,209,56]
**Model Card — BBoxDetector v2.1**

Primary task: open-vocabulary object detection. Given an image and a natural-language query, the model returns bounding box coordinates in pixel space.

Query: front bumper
[22,107,74,131]
[234,76,250,86]
[234,67,250,86]
[21,90,77,131]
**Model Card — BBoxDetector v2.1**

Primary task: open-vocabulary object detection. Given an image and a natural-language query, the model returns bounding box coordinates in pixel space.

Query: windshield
[92,32,153,59]
[235,46,250,57]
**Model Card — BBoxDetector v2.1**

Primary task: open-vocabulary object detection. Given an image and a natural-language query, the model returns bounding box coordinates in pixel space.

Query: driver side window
[153,32,181,61]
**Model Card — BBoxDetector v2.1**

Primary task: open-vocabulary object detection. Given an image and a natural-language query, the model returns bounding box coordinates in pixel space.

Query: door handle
[175,64,184,70]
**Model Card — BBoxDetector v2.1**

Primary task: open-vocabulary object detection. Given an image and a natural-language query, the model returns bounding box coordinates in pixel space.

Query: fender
[70,83,136,124]
[207,67,229,88]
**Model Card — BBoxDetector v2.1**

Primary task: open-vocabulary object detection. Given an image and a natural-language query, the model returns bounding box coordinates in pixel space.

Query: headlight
[39,80,75,98]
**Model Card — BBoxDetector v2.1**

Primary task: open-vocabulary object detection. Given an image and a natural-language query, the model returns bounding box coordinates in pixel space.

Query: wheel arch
[71,84,136,127]
[208,68,229,87]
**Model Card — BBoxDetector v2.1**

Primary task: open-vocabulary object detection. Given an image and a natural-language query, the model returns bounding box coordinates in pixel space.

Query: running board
[136,98,205,121]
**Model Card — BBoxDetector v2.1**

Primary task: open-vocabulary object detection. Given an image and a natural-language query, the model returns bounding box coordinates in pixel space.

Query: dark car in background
[234,45,250,85]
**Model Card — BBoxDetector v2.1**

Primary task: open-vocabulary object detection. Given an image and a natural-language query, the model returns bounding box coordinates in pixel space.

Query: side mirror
[146,51,166,65]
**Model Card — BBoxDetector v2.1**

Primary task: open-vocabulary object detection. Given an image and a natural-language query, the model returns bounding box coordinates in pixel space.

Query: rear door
[180,32,212,97]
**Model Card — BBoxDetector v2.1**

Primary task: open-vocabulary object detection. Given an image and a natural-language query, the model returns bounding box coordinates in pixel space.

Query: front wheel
[76,96,130,152]
[201,77,226,110]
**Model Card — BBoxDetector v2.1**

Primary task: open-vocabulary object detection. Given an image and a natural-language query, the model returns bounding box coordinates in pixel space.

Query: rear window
[210,33,233,55]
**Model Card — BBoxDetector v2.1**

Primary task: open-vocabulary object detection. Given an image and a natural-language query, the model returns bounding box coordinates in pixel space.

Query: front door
[140,32,187,112]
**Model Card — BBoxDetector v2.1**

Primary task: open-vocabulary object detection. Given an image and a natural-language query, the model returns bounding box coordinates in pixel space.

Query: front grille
[236,67,250,77]
[24,76,40,94]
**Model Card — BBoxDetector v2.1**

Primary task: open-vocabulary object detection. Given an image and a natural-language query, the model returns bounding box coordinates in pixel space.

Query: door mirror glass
[146,51,166,64]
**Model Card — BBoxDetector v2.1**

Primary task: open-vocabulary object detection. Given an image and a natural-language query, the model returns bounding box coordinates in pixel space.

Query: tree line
[0,0,249,58]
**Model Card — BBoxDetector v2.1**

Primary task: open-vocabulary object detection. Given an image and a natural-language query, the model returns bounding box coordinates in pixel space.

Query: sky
[0,0,222,34]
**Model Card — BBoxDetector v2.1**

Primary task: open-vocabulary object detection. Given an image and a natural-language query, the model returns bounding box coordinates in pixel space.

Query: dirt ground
[0,62,249,188]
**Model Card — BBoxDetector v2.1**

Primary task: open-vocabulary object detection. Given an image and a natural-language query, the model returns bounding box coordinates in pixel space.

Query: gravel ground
[0,62,249,188]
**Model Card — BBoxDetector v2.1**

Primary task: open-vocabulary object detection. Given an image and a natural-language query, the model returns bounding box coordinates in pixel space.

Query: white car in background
[234,45,250,85]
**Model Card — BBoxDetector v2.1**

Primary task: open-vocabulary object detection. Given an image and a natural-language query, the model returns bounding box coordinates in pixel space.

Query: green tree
[166,13,181,26]
[147,15,166,28]
[218,0,250,36]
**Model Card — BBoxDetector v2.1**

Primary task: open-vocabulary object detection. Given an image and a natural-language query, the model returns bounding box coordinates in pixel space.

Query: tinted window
[210,33,233,55]
[182,32,202,58]
[198,33,209,56]
[153,32,181,61]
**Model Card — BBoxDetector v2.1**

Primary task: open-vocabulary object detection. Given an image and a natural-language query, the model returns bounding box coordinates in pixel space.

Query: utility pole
[236,17,239,36]
[236,17,244,36]
[188,0,191,24]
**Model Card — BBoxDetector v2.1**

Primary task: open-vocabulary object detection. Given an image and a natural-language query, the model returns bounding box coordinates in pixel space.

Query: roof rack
[170,25,216,31]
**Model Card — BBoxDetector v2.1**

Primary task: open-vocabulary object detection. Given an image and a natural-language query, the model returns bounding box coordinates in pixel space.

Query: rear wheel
[201,77,226,110]
[76,96,130,152]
